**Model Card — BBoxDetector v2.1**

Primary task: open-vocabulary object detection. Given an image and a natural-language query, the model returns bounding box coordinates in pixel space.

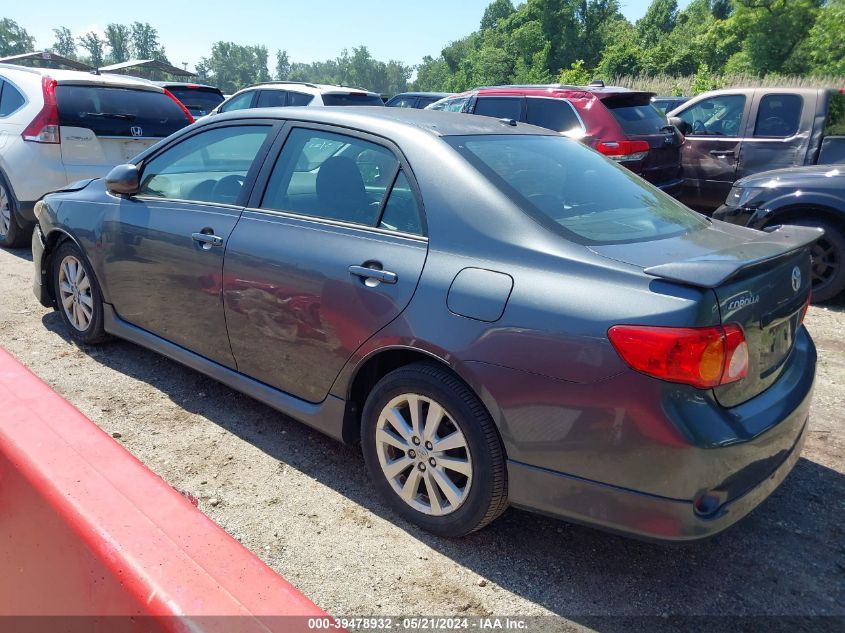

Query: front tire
[790,218,845,303]
[0,175,29,249]
[361,362,508,537]
[51,241,110,345]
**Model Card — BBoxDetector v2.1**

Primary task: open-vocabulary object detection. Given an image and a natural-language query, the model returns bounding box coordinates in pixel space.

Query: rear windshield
[321,93,384,107]
[603,94,668,135]
[446,135,707,245]
[165,87,224,117]
[56,85,191,138]
[825,91,845,136]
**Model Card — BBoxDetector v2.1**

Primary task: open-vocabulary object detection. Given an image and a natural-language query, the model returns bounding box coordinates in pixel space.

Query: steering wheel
[210,175,245,204]
[692,119,706,134]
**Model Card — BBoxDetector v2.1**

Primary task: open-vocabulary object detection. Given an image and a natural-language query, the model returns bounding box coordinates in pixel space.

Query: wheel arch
[341,346,504,448]
[763,203,845,234]
[39,228,85,306]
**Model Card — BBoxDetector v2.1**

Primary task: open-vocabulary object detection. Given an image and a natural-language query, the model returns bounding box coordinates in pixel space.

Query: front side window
[754,94,802,138]
[388,96,417,108]
[447,134,707,245]
[220,91,255,113]
[261,128,399,226]
[0,80,25,117]
[474,97,523,121]
[139,125,272,204]
[677,95,746,137]
[430,97,469,112]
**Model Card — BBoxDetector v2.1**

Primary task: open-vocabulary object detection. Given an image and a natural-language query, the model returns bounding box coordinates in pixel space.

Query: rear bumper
[508,412,808,542]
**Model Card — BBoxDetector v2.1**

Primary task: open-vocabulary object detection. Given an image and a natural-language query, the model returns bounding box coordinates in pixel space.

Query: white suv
[207,82,384,118]
[0,64,194,247]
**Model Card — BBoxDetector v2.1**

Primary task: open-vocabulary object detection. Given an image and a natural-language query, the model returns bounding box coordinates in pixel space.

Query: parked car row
[29,105,817,542]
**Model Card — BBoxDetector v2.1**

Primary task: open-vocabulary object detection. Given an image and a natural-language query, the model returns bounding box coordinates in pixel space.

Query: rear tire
[789,218,845,303]
[51,241,110,345]
[0,174,29,249]
[361,362,508,537]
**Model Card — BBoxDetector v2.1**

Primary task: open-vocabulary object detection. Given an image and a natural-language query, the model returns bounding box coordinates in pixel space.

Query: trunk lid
[592,222,819,407]
[600,92,683,186]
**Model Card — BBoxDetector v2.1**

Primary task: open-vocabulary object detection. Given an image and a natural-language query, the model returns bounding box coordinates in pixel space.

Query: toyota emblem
[130,126,143,137]
[791,266,802,293]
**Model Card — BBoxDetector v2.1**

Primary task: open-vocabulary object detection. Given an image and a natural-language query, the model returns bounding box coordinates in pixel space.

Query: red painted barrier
[0,346,334,632]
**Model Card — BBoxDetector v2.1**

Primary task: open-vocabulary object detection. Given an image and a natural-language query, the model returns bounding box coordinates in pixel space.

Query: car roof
[0,64,165,92]
[209,106,557,138]
[392,92,451,98]
[237,81,380,96]
[154,81,222,92]
[466,84,652,98]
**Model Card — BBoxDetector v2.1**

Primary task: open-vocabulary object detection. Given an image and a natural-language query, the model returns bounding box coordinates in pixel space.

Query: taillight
[22,76,60,144]
[163,88,195,124]
[595,140,650,162]
[608,324,749,389]
[800,293,811,324]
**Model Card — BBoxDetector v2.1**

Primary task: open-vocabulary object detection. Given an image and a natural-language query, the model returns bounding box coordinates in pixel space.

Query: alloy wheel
[0,184,10,238]
[58,255,94,331]
[375,393,473,516]
[810,236,839,291]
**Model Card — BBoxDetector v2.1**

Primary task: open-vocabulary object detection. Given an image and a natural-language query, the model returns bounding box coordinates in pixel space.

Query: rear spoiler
[644,224,823,288]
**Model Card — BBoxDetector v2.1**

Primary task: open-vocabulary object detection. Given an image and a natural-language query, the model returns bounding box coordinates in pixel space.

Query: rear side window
[288,91,313,106]
[379,171,423,235]
[526,98,582,133]
[387,96,417,108]
[166,87,223,117]
[447,135,706,245]
[823,91,845,136]
[139,125,272,203]
[603,94,668,135]
[261,128,398,226]
[754,94,802,137]
[0,80,25,116]
[56,86,190,138]
[417,96,441,108]
[475,97,523,121]
[256,90,288,108]
[321,93,384,107]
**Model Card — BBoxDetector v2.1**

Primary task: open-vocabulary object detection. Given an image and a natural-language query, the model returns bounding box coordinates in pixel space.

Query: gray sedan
[32,107,817,540]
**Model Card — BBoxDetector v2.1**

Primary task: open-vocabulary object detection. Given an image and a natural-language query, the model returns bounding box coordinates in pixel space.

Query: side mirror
[669,116,690,135]
[105,164,140,196]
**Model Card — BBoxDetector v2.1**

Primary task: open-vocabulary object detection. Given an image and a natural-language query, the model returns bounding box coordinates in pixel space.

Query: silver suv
[0,64,193,247]
[207,81,384,117]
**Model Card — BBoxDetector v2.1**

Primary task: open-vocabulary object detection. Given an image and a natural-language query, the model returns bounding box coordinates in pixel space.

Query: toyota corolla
[32,107,817,540]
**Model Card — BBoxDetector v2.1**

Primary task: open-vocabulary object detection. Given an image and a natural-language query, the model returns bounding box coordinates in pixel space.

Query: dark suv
[429,84,685,194]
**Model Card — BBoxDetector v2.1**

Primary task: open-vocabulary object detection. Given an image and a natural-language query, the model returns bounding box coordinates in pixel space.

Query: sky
[6,0,693,72]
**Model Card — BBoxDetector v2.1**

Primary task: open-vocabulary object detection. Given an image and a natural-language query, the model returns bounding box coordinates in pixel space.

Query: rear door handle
[709,150,735,157]
[192,232,224,250]
[348,265,398,285]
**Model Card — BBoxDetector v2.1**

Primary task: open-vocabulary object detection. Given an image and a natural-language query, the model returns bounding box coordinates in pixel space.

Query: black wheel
[0,173,30,249]
[51,241,110,345]
[361,362,508,537]
[790,218,845,303]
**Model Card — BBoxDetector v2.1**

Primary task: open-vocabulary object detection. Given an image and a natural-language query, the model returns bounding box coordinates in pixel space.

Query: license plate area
[759,317,795,377]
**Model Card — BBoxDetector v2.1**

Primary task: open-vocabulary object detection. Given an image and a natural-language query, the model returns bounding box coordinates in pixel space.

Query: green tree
[0,18,35,56]
[130,22,167,60]
[51,27,76,58]
[802,0,845,75]
[105,24,131,63]
[481,0,516,30]
[77,31,106,67]
[558,59,590,84]
[197,42,273,93]
[637,0,678,48]
[275,50,290,80]
[413,56,452,91]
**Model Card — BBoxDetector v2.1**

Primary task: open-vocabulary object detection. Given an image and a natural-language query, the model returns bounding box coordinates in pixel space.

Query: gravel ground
[1,244,843,630]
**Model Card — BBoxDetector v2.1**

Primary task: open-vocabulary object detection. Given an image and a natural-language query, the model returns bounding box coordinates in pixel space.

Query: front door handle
[192,232,224,250]
[348,265,398,285]
[709,150,735,157]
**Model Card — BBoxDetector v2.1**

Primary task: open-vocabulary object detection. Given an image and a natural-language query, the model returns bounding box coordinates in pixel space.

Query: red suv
[429,83,685,194]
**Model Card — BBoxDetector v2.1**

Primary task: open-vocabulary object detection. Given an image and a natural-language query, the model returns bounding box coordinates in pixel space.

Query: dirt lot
[0,245,843,629]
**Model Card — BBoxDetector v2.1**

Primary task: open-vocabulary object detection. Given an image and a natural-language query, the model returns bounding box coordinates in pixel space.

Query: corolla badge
[727,292,760,312]
[791,267,802,293]
[130,126,143,137]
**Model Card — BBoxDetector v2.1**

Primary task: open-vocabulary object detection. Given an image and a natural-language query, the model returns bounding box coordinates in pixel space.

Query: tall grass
[611,73,845,96]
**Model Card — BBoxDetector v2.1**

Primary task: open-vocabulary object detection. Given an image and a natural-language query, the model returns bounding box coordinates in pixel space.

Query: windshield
[56,85,191,137]
[446,135,707,245]
[166,87,224,117]
[321,93,384,107]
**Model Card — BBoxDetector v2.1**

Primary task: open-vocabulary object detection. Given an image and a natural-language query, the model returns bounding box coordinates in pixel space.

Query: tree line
[1,1,844,96]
